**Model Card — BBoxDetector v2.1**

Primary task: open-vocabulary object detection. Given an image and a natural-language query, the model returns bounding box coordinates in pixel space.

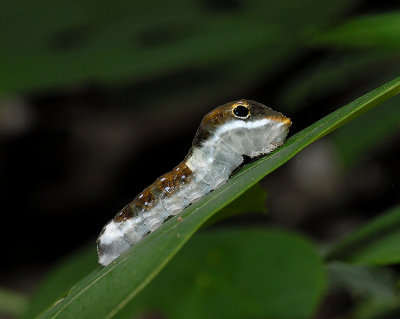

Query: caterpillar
[97,99,291,266]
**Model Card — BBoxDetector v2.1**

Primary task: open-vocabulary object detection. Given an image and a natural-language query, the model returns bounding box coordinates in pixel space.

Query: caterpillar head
[193,99,291,157]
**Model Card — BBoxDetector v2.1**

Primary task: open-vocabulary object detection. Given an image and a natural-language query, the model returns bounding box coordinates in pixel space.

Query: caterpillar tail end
[97,220,131,266]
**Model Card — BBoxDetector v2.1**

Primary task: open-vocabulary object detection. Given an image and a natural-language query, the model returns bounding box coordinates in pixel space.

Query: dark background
[0,0,399,318]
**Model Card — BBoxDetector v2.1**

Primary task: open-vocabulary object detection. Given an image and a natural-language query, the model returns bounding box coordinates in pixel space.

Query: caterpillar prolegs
[97,99,291,266]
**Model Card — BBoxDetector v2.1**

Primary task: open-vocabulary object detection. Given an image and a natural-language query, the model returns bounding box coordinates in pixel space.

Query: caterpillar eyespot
[97,99,291,266]
[233,105,250,119]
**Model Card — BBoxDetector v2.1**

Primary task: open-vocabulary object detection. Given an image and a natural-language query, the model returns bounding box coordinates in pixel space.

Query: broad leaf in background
[326,205,400,265]
[22,184,266,318]
[114,229,325,319]
[35,76,400,318]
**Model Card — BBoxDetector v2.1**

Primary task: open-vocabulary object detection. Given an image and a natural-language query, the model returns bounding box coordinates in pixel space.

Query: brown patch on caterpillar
[202,101,238,125]
[192,100,244,147]
[114,162,192,223]
[192,125,211,147]
[134,187,156,210]
[114,186,156,222]
[153,162,193,197]
[173,162,192,185]
[114,203,136,222]
[153,173,179,197]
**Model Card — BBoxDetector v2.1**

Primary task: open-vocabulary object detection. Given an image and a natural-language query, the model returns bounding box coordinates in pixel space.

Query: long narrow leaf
[38,76,400,318]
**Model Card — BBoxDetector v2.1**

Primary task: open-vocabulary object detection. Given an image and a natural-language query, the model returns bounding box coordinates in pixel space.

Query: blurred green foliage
[328,262,398,301]
[0,288,28,317]
[313,11,400,49]
[0,0,359,97]
[327,205,400,265]
[203,182,267,227]
[332,95,400,168]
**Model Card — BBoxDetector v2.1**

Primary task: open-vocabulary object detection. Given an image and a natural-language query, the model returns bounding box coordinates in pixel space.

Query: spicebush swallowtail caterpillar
[97,99,291,266]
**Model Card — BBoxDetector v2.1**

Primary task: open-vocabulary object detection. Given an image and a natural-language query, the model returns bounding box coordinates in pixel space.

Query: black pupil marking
[233,105,249,118]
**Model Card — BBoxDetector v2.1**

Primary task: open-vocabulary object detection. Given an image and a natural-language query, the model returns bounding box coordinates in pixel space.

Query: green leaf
[115,228,326,319]
[326,205,400,265]
[37,76,400,318]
